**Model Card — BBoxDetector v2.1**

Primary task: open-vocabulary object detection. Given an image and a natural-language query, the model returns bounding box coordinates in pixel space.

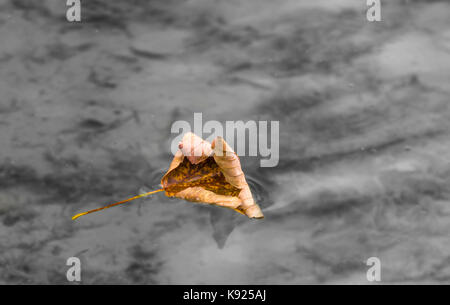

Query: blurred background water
[0,0,450,284]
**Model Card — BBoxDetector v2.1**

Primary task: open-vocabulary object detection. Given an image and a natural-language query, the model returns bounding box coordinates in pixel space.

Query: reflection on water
[141,168,274,248]
[247,175,273,211]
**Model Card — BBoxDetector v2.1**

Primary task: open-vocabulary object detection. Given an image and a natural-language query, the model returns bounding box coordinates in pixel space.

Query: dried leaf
[162,132,264,219]
[72,132,264,220]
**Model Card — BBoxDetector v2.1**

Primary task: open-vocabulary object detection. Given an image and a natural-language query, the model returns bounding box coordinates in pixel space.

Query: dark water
[0,0,450,284]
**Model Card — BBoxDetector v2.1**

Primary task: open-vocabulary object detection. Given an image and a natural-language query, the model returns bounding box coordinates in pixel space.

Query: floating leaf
[72,132,264,220]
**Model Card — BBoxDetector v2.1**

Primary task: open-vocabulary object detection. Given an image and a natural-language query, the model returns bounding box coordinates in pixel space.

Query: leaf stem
[71,189,164,220]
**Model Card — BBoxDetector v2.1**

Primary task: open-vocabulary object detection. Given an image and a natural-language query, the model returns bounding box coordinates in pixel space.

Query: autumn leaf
[72,132,264,220]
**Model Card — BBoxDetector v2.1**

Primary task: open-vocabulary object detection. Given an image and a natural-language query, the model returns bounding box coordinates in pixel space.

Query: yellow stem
[72,189,164,220]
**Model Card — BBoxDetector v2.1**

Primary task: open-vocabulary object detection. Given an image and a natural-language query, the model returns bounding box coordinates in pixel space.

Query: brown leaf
[72,132,264,220]
[161,132,264,219]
